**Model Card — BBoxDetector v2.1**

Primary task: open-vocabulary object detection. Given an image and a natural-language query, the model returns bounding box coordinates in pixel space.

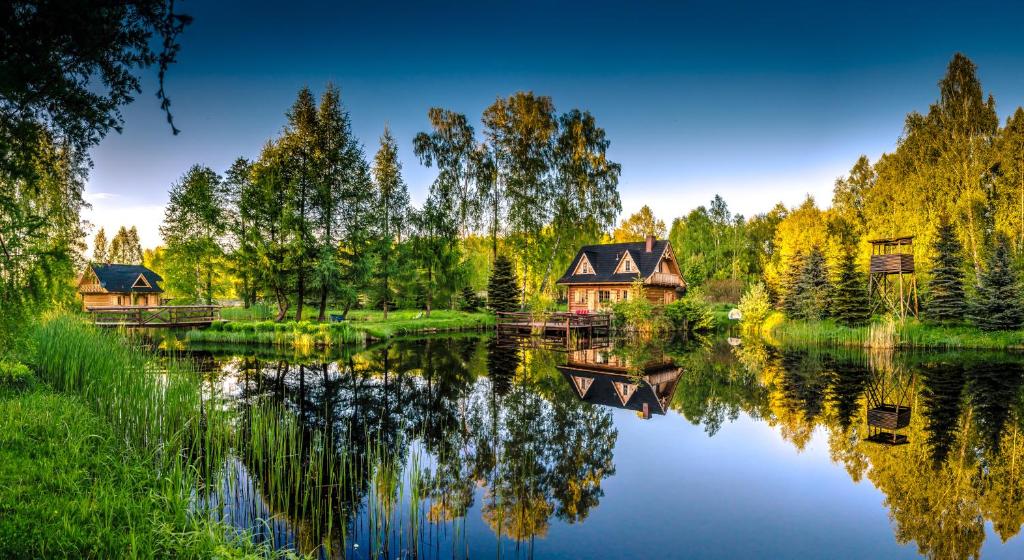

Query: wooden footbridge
[495,311,611,339]
[86,305,220,328]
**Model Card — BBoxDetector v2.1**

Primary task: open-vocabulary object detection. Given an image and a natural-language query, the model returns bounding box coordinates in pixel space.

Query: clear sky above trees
[84,0,1024,249]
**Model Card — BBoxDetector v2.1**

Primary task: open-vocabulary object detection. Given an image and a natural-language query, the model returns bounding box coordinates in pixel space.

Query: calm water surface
[170,333,1024,559]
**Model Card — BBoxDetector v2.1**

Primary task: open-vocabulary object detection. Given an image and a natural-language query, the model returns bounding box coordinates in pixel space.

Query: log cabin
[77,263,164,309]
[556,235,686,313]
[557,343,683,418]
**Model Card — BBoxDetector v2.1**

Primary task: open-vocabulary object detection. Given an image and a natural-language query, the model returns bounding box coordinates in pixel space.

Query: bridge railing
[86,305,220,327]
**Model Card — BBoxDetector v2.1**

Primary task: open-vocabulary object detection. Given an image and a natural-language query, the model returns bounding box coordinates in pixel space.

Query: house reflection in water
[557,345,683,419]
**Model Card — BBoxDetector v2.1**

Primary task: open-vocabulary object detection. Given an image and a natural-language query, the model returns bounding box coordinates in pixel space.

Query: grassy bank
[203,308,494,347]
[761,312,1024,350]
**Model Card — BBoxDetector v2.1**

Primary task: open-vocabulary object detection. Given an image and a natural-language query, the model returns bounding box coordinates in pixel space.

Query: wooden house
[77,263,164,309]
[556,235,686,312]
[557,344,683,418]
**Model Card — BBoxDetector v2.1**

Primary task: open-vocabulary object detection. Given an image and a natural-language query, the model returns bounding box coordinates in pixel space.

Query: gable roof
[557,364,682,415]
[556,239,672,285]
[88,264,164,293]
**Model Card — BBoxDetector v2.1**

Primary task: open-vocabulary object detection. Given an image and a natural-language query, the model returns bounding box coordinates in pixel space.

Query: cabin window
[621,290,629,300]
[573,289,586,304]
[579,262,592,274]
[598,290,611,303]
[624,260,632,272]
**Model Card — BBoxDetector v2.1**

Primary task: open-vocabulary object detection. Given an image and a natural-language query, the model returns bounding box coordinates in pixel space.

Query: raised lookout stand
[868,236,919,319]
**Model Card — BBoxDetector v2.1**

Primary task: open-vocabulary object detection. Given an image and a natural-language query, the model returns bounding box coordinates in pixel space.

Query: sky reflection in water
[178,334,1024,559]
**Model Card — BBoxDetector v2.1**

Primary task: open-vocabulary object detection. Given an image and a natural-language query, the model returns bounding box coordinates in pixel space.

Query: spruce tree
[92,227,109,263]
[971,235,1024,331]
[780,251,805,317]
[831,248,870,326]
[487,255,520,313]
[461,286,484,311]
[927,221,968,323]
[792,247,829,320]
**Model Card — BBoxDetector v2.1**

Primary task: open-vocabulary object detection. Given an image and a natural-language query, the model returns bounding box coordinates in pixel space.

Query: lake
[166,333,1024,559]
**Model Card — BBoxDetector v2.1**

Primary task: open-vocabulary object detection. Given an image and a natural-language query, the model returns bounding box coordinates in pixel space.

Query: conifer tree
[461,285,484,311]
[927,221,968,323]
[92,227,109,263]
[971,235,1024,331]
[790,247,829,320]
[487,254,520,313]
[779,251,805,316]
[831,247,870,326]
[372,126,410,320]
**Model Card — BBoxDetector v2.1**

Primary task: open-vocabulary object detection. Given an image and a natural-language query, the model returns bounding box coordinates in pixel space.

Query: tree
[613,205,664,242]
[109,225,143,264]
[971,235,1024,331]
[413,108,480,237]
[792,247,830,320]
[312,83,363,321]
[487,255,520,313]
[223,157,258,307]
[372,126,409,319]
[738,282,772,329]
[92,228,109,263]
[282,87,319,321]
[927,221,968,323]
[250,141,296,321]
[160,165,226,304]
[461,286,484,311]
[831,246,870,326]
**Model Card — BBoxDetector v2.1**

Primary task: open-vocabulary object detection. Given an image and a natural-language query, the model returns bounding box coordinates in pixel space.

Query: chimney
[645,234,655,253]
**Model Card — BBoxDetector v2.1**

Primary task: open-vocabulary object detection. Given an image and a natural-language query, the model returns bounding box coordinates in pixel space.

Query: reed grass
[764,312,1024,350]
[186,319,363,348]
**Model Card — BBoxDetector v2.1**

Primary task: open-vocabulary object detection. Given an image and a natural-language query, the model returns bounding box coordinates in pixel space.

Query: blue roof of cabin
[556,239,672,285]
[90,264,164,293]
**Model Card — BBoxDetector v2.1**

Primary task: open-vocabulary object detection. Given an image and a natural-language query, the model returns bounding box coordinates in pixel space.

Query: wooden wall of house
[80,292,161,310]
[567,284,660,312]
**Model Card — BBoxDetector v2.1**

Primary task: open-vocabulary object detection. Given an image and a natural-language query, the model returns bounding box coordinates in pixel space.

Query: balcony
[645,272,682,286]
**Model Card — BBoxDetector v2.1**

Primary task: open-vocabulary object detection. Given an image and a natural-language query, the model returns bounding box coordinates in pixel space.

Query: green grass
[764,313,1024,350]
[213,308,494,344]
[0,381,272,558]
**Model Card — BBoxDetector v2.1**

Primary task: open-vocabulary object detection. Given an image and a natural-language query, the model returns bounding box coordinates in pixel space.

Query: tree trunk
[341,299,352,320]
[295,272,305,322]
[317,284,328,322]
[538,228,563,294]
[275,288,290,322]
[425,265,433,318]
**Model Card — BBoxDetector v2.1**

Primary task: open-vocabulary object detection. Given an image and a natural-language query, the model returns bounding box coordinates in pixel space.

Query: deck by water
[495,311,611,339]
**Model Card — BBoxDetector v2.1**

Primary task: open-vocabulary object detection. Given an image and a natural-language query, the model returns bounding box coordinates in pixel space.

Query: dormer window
[132,274,152,289]
[615,251,637,274]
[574,254,595,275]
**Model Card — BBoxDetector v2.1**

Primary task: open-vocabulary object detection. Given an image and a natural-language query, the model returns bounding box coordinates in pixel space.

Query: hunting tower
[868,236,919,319]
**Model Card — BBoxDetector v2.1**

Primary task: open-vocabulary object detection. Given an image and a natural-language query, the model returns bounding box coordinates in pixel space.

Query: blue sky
[84,0,1024,249]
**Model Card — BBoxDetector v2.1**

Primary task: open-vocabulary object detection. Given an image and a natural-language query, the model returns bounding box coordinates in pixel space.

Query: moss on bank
[759,311,1024,350]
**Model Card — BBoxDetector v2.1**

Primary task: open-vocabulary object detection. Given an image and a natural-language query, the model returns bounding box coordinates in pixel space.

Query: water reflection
[179,334,1024,559]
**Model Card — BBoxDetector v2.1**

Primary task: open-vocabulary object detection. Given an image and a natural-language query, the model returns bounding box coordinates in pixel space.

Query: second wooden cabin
[77,263,165,309]
[556,235,686,312]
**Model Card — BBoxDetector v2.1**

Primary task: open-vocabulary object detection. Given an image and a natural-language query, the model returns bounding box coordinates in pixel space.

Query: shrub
[613,278,669,334]
[0,360,32,387]
[665,287,716,332]
[738,282,772,328]
[704,278,745,304]
[461,286,485,311]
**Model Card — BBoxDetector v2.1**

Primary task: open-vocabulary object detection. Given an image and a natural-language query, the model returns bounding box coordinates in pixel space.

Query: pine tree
[92,227,108,263]
[461,285,484,311]
[372,125,410,320]
[927,221,968,323]
[487,254,520,313]
[791,247,829,320]
[780,251,805,316]
[831,247,870,326]
[971,235,1024,331]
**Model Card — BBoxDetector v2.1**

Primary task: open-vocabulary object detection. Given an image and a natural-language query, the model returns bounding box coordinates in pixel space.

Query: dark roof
[90,264,164,293]
[556,239,671,285]
[557,365,681,415]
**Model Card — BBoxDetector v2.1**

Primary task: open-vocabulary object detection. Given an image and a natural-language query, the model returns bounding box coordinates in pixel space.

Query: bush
[704,278,745,304]
[612,278,668,334]
[665,287,716,332]
[0,360,32,387]
[738,282,772,328]
[461,286,485,311]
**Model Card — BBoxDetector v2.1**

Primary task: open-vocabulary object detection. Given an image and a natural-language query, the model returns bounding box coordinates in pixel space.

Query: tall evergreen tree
[250,141,296,321]
[971,235,1024,331]
[109,225,143,264]
[790,247,829,320]
[927,221,968,323]
[371,126,409,319]
[283,87,319,321]
[487,254,520,313]
[223,157,258,308]
[779,251,805,316]
[831,247,870,326]
[92,227,109,263]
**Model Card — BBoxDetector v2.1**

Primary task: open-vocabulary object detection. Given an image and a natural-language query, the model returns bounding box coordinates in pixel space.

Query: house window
[573,289,586,304]
[624,260,632,272]
[622,290,629,301]
[581,262,592,274]
[598,290,611,303]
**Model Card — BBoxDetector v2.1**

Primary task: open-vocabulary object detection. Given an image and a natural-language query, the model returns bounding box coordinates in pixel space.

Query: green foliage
[0,360,31,387]
[160,164,227,304]
[612,205,664,242]
[460,286,484,311]
[488,254,521,313]
[785,247,830,320]
[665,287,716,333]
[738,282,772,328]
[670,195,759,287]
[108,225,143,264]
[372,125,411,317]
[971,236,1024,331]
[831,247,870,326]
[927,221,968,323]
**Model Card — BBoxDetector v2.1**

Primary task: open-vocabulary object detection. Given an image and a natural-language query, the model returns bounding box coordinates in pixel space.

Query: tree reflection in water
[187,333,1024,559]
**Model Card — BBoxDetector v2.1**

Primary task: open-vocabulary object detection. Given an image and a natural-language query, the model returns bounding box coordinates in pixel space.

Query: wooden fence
[86,305,220,328]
